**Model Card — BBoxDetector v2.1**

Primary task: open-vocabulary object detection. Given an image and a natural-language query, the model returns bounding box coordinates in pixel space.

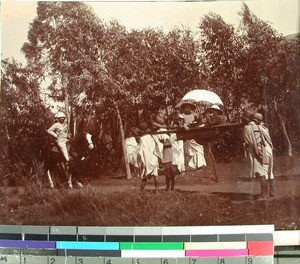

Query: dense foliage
[1,2,299,184]
[0,59,52,185]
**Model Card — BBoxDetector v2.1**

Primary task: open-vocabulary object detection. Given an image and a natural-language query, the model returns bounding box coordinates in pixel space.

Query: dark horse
[43,130,95,189]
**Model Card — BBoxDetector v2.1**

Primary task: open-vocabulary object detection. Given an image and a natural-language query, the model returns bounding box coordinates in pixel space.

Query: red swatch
[247,241,274,256]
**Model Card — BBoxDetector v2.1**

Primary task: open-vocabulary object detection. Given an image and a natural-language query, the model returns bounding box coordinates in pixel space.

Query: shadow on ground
[211,192,258,201]
[178,189,259,201]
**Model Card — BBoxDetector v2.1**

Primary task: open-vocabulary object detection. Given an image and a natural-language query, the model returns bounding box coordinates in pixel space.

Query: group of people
[47,103,274,199]
[125,101,228,191]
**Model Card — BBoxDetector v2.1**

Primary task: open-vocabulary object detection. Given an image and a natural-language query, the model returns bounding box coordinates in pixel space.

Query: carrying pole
[208,142,218,182]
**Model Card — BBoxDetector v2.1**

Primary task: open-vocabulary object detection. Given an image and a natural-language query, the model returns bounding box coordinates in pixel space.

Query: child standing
[152,115,176,190]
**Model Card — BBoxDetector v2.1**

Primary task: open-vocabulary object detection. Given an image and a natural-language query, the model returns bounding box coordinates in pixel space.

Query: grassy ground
[0,183,299,229]
[0,154,299,229]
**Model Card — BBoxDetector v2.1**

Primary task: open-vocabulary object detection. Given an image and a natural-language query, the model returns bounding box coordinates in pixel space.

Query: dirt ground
[77,155,300,229]
[85,155,300,198]
[0,155,299,228]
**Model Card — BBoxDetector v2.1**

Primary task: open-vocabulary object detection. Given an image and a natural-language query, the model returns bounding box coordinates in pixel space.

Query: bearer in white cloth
[170,134,185,173]
[137,123,159,191]
[169,112,185,173]
[243,113,275,200]
[125,130,139,177]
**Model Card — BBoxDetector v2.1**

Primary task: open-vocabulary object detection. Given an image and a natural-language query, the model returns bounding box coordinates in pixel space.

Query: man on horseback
[46,111,87,189]
[47,111,70,162]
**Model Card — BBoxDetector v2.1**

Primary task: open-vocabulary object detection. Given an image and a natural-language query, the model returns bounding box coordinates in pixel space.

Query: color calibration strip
[0,225,274,263]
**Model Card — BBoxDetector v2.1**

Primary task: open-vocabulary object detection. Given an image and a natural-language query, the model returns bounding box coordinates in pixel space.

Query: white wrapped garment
[125,137,138,167]
[184,139,206,169]
[138,134,159,177]
[170,134,185,172]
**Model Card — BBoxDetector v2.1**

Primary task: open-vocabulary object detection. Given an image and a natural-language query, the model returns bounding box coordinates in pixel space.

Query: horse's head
[69,132,95,159]
[85,132,94,150]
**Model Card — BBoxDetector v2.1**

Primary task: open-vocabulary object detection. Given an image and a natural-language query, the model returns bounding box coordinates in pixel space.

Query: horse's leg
[74,164,83,188]
[57,161,72,189]
[47,170,55,189]
[69,154,84,188]
[66,159,82,189]
[45,156,55,189]
[75,178,83,188]
[64,161,73,189]
[56,162,64,187]
[67,172,73,189]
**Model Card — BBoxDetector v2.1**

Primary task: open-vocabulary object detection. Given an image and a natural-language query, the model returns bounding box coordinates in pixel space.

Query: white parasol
[180,89,223,106]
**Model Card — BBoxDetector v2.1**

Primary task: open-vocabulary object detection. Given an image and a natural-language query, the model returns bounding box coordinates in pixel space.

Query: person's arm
[183,123,190,130]
[206,114,213,126]
[194,111,200,121]
[206,114,227,126]
[182,115,193,130]
[259,125,274,149]
[243,126,252,146]
[156,130,170,141]
[47,123,58,139]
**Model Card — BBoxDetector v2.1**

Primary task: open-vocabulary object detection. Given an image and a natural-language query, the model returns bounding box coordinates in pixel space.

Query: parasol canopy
[180,89,223,106]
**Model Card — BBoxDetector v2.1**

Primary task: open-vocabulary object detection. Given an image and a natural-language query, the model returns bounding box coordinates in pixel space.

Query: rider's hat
[55,112,66,119]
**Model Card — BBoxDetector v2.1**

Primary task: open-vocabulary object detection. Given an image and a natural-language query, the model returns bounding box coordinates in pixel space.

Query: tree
[238,3,299,156]
[22,1,106,126]
[0,59,51,184]
[197,4,299,157]
[198,13,244,120]
[141,27,200,114]
[82,24,201,177]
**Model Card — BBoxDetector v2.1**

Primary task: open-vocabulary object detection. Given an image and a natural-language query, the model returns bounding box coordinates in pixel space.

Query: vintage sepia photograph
[1,0,299,229]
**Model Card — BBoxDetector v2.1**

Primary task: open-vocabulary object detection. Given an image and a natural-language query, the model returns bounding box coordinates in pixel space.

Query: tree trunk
[73,111,77,137]
[273,100,292,157]
[60,56,70,127]
[62,75,70,126]
[115,104,131,179]
[165,105,169,125]
[69,108,76,137]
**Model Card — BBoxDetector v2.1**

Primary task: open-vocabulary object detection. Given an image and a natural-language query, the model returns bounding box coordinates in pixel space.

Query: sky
[1,0,299,64]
